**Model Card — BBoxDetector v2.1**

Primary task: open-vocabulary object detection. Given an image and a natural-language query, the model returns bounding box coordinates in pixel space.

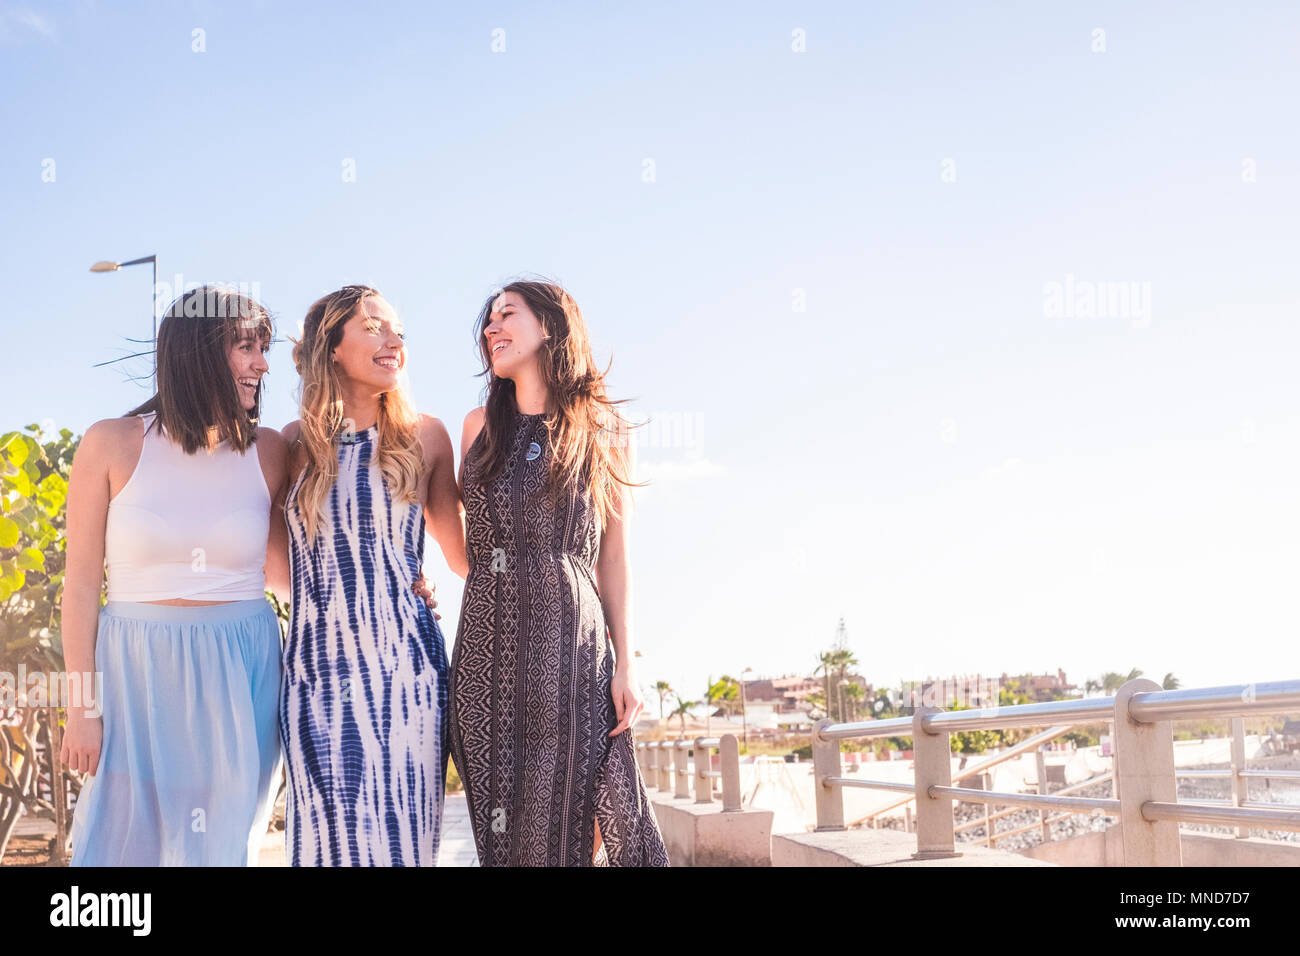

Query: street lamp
[740,667,752,748]
[90,254,159,346]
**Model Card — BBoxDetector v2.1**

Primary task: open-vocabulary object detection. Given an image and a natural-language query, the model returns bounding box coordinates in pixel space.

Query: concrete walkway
[256,792,480,867]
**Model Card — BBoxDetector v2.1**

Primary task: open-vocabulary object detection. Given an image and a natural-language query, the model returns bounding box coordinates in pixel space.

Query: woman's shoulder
[278,419,303,446]
[458,406,488,464]
[415,413,453,466]
[80,415,145,456]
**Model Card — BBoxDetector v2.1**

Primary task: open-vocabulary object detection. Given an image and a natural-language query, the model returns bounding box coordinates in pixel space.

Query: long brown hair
[470,279,641,530]
[289,284,423,541]
[126,285,273,454]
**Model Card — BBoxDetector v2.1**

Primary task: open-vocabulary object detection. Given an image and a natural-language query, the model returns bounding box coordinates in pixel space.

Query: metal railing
[811,678,1300,865]
[636,734,743,812]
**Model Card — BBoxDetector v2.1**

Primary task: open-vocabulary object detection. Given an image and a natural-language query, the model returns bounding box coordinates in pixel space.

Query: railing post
[913,706,959,859]
[1114,679,1182,866]
[1036,746,1050,844]
[812,718,844,831]
[674,741,690,799]
[694,738,712,805]
[645,741,658,788]
[657,741,673,792]
[904,804,913,833]
[1230,717,1248,838]
[721,734,742,812]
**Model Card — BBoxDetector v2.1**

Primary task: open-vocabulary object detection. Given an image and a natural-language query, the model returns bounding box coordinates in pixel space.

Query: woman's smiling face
[483,291,546,380]
[333,294,406,391]
[227,324,270,411]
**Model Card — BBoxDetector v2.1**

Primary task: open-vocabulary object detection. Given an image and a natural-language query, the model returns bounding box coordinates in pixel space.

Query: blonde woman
[274,284,466,866]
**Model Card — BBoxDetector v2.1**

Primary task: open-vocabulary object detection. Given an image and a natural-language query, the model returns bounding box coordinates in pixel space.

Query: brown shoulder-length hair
[289,284,423,542]
[126,285,273,454]
[470,279,643,530]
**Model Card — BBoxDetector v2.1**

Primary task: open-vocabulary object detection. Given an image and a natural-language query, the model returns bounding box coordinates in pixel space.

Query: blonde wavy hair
[289,284,423,541]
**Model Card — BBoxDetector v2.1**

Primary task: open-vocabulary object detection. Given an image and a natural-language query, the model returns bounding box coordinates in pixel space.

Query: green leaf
[1,432,27,467]
[3,468,34,498]
[15,548,44,572]
[0,564,25,593]
[0,515,18,548]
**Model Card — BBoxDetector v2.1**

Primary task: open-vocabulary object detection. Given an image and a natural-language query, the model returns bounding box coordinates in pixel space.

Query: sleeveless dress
[448,408,670,867]
[280,423,449,866]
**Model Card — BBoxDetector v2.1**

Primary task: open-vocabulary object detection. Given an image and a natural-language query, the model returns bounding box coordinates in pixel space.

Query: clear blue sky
[3,1,1298,703]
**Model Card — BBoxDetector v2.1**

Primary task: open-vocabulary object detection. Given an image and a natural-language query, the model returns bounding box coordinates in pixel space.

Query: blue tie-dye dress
[280,423,449,866]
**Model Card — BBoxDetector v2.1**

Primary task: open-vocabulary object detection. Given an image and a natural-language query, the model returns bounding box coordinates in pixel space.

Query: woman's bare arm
[595,440,643,736]
[259,426,291,603]
[422,415,468,579]
[59,418,135,774]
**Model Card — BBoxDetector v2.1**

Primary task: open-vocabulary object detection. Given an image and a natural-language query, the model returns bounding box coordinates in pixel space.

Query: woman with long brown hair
[448,279,669,867]
[276,284,465,866]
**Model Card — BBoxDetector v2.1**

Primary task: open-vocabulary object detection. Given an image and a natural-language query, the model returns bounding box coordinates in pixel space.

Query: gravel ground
[867,753,1300,850]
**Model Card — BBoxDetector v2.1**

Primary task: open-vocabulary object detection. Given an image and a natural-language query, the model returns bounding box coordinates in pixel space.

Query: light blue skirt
[69,599,283,866]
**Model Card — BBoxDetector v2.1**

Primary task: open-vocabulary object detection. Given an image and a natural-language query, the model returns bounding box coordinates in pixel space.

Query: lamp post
[90,255,159,344]
[740,666,752,748]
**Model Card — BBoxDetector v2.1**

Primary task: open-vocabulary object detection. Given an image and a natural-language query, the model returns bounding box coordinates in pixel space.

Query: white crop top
[104,412,271,602]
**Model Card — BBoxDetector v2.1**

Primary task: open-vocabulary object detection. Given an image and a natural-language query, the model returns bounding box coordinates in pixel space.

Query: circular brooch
[525,441,542,461]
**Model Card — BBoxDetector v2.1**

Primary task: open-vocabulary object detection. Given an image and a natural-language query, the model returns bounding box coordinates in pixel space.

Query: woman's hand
[412,573,440,620]
[60,712,103,776]
[608,666,645,737]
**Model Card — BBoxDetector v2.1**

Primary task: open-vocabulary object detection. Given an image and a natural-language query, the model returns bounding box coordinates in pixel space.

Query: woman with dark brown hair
[448,279,669,867]
[61,286,286,866]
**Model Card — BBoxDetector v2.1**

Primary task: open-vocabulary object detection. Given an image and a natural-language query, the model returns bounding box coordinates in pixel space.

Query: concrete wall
[772,829,1055,867]
[1017,824,1300,867]
[647,792,773,867]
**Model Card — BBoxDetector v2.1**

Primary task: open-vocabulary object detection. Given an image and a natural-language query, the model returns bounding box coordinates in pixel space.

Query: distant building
[1002,669,1079,701]
[743,675,821,713]
[896,669,1079,709]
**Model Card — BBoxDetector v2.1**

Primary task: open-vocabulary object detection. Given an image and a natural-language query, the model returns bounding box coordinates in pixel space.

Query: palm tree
[654,681,673,720]
[815,651,837,720]
[1101,668,1144,696]
[843,682,865,721]
[831,648,858,713]
[712,675,741,718]
[669,695,694,735]
[1162,672,1180,690]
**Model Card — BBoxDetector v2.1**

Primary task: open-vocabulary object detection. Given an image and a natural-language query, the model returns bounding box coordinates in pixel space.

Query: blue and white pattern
[280,424,449,866]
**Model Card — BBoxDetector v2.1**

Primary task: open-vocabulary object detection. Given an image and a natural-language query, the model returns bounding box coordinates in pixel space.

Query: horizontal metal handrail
[820,680,1299,740]
[817,716,914,741]
[1239,769,1300,780]
[824,777,915,794]
[1128,681,1300,722]
[922,697,1114,733]
[1142,801,1300,831]
[927,786,1121,815]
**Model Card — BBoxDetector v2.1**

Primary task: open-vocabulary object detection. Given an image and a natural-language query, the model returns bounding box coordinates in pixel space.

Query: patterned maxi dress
[448,408,670,867]
[281,424,450,866]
